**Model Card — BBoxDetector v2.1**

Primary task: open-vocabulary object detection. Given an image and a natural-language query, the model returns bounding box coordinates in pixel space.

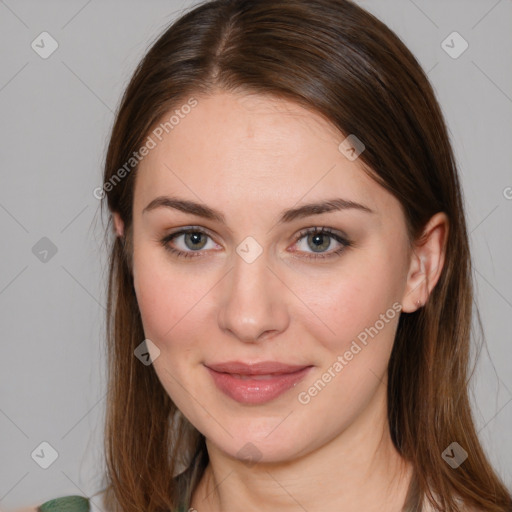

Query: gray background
[0,0,511,510]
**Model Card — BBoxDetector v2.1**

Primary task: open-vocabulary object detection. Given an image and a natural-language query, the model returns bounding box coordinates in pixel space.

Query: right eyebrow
[142,196,226,223]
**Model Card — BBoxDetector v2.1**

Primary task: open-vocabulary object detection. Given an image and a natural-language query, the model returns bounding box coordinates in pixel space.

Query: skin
[113,90,448,512]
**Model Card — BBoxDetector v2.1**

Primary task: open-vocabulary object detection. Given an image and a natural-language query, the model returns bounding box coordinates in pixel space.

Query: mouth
[225,373,295,380]
[204,361,313,404]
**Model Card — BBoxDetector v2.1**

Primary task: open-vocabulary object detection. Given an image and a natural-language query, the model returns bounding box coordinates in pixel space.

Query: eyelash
[159,226,352,261]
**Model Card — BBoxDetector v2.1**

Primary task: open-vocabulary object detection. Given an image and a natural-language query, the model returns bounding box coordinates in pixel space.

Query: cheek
[292,268,402,424]
[294,254,402,351]
[132,246,208,350]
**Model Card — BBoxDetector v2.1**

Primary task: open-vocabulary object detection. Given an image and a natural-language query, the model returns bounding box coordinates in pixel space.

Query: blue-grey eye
[183,231,208,250]
[307,232,332,252]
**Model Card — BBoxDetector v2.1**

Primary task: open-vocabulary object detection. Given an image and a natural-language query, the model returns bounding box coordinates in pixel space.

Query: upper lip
[205,361,311,375]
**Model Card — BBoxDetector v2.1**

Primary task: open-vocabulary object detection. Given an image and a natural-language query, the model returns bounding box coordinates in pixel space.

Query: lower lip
[206,366,313,404]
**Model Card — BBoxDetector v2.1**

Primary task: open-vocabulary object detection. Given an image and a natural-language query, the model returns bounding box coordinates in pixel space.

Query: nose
[217,249,290,343]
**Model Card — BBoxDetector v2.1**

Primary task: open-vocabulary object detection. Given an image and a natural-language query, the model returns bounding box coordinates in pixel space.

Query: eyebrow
[142,196,375,224]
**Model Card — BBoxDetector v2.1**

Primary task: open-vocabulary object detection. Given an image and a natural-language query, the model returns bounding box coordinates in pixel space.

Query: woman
[30,0,512,510]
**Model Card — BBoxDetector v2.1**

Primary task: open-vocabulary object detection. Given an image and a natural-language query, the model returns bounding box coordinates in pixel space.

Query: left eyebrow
[142,196,376,224]
[277,197,376,224]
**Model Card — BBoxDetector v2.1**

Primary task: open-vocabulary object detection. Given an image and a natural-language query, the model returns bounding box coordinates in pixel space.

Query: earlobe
[400,212,449,313]
[112,212,125,238]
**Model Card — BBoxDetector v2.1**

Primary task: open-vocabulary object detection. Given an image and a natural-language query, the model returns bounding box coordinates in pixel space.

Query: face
[125,90,417,464]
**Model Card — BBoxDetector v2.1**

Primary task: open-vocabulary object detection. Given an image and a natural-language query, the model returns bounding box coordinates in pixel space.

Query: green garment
[38,495,187,512]
[38,497,90,512]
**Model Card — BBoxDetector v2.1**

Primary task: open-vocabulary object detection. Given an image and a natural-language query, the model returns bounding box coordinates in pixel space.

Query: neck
[190,383,413,512]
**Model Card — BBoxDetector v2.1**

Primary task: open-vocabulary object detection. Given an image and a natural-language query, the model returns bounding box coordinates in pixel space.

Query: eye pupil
[308,233,330,252]
[185,232,207,250]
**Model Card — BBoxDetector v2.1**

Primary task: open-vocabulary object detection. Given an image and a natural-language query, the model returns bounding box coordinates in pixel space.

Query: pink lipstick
[205,361,313,404]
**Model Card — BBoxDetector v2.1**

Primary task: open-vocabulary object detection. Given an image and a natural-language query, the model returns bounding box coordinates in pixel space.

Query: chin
[204,420,315,465]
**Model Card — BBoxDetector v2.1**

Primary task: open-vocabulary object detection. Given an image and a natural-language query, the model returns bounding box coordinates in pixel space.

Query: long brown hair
[97,1,512,510]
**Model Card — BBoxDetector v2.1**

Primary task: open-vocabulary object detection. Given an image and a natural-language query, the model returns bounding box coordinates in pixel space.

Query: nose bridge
[217,242,289,342]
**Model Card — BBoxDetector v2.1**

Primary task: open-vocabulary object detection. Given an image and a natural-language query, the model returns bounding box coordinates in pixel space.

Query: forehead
[133,91,395,219]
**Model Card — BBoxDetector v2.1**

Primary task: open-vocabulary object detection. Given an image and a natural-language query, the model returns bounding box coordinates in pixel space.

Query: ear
[400,212,449,313]
[112,211,125,238]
